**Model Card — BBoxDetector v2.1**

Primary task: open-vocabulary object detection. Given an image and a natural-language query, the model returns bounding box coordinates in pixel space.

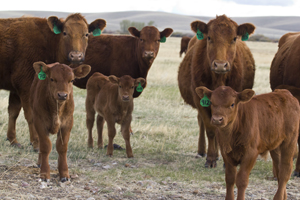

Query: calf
[85,72,145,157]
[179,36,191,57]
[30,61,91,182]
[195,86,299,200]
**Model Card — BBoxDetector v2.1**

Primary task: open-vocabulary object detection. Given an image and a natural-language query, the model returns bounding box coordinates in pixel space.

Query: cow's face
[47,14,106,65]
[191,15,255,74]
[33,61,91,101]
[109,75,145,102]
[195,86,254,128]
[128,26,173,63]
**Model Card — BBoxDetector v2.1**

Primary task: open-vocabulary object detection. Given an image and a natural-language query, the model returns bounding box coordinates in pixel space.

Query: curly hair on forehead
[65,13,88,25]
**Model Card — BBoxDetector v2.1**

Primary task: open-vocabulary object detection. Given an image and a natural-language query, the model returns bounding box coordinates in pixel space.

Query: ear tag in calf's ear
[242,32,249,41]
[136,82,143,92]
[160,36,166,43]
[196,29,204,40]
[53,23,61,35]
[93,28,101,36]
[38,66,46,80]
[200,94,211,107]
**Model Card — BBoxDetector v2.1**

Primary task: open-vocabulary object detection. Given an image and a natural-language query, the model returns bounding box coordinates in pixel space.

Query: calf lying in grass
[86,72,145,157]
[30,61,90,182]
[195,86,300,200]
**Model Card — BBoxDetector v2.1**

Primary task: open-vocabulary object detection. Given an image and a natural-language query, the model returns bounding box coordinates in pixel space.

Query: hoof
[39,178,50,183]
[104,144,124,150]
[11,142,22,149]
[195,153,206,158]
[205,160,217,168]
[37,164,41,168]
[293,170,300,177]
[61,177,70,182]
[33,148,39,153]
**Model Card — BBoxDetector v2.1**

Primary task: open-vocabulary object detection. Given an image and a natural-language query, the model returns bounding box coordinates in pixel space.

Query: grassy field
[0,37,299,199]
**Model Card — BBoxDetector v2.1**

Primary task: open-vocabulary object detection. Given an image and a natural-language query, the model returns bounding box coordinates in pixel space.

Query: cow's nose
[122,95,130,101]
[211,60,230,73]
[68,51,84,62]
[211,116,223,125]
[58,92,68,100]
[144,51,155,58]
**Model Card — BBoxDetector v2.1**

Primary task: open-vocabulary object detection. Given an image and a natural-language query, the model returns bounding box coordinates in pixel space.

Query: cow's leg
[20,94,39,151]
[274,141,295,200]
[37,127,52,181]
[96,114,104,149]
[56,126,71,182]
[236,153,257,200]
[7,92,22,148]
[197,112,206,157]
[121,116,133,158]
[270,148,280,179]
[106,118,116,157]
[205,128,218,168]
[224,160,236,200]
[293,135,300,177]
[86,103,95,148]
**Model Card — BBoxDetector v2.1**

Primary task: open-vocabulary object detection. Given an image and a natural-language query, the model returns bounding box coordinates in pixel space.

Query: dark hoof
[293,170,300,177]
[223,163,226,169]
[104,144,124,150]
[11,142,22,149]
[37,164,41,168]
[61,177,70,182]
[205,160,217,168]
[195,153,206,158]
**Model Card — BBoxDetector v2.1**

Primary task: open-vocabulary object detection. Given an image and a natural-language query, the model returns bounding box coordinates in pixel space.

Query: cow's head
[33,61,91,101]
[109,75,145,102]
[195,86,254,128]
[47,13,106,64]
[191,15,255,74]
[128,26,173,63]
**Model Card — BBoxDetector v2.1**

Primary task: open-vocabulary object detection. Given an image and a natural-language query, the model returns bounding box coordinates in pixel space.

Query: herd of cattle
[0,12,300,199]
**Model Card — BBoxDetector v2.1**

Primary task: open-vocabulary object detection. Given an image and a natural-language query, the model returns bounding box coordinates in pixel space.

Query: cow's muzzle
[143,51,155,59]
[68,51,84,63]
[122,95,130,102]
[211,115,225,126]
[211,60,230,74]
[58,92,68,101]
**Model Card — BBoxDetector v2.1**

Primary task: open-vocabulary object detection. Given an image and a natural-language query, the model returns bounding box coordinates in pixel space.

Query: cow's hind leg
[86,102,95,148]
[197,112,206,158]
[293,135,300,177]
[106,118,116,157]
[96,114,104,149]
[121,116,133,158]
[7,92,22,148]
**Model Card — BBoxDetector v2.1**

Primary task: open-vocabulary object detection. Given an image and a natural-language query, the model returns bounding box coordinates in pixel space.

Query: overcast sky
[1,0,300,17]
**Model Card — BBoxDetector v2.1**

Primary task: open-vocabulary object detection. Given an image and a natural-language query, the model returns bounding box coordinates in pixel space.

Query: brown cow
[0,14,106,150]
[73,26,173,98]
[179,36,191,57]
[195,86,299,200]
[178,15,256,167]
[85,72,145,157]
[30,61,91,182]
[270,32,300,91]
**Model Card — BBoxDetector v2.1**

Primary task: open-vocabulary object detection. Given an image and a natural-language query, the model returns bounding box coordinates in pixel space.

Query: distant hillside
[0,10,300,39]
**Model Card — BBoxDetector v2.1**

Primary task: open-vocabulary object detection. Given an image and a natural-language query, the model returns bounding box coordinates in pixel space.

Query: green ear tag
[38,66,46,80]
[200,94,211,107]
[196,29,204,40]
[160,36,166,43]
[136,82,143,92]
[53,23,61,35]
[242,32,249,41]
[93,28,101,36]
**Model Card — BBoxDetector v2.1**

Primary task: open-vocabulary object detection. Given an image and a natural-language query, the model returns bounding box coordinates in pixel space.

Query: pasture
[0,37,299,199]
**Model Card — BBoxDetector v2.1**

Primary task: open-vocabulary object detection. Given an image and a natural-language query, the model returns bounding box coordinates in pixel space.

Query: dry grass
[0,38,299,199]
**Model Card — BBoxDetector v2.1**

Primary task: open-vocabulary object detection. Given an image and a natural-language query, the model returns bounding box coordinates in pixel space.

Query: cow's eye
[63,32,67,36]
[70,80,74,83]
[85,33,89,37]
[140,39,144,42]
[50,78,54,82]
[119,85,122,88]
[131,86,134,89]
[233,37,237,42]
[207,36,211,41]
[231,103,235,108]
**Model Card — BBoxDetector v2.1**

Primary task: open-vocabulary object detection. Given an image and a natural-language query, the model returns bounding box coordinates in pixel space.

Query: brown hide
[85,72,145,157]
[73,26,173,97]
[177,15,255,167]
[179,36,191,57]
[196,86,299,200]
[0,14,105,150]
[270,32,300,91]
[30,62,90,181]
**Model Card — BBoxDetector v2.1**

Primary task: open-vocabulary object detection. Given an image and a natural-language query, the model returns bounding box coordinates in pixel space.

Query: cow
[179,36,191,57]
[270,32,300,91]
[30,61,91,182]
[195,86,299,200]
[177,15,256,168]
[85,72,145,158]
[73,26,173,98]
[0,14,106,151]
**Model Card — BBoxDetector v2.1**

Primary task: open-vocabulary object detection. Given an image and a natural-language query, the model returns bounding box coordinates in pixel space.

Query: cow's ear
[238,89,255,103]
[128,27,140,38]
[108,75,119,84]
[47,16,63,35]
[237,23,255,41]
[89,19,106,36]
[191,20,208,36]
[195,86,212,99]
[160,28,173,40]
[33,61,50,80]
[135,77,145,86]
[73,64,91,79]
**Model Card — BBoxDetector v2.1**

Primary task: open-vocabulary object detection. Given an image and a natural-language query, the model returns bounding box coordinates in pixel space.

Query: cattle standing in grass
[85,72,145,157]
[73,26,173,98]
[270,32,300,91]
[179,36,191,57]
[196,86,299,200]
[178,15,255,167]
[30,61,91,182]
[0,14,106,150]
